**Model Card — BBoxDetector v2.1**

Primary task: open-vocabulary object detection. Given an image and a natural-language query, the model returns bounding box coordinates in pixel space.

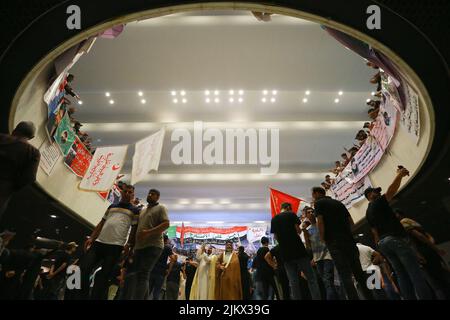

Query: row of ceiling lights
[94,89,372,105]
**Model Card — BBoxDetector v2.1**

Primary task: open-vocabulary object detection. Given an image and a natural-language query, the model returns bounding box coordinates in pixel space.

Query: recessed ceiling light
[180,90,186,96]
[214,90,219,96]
[229,90,234,95]
[196,199,214,205]
[263,90,268,95]
[77,100,83,105]
[205,98,211,103]
[141,99,146,104]
[271,97,276,103]
[371,91,375,96]
[171,91,177,96]
[50,215,58,219]
[229,98,234,103]
[182,98,187,104]
[334,98,339,103]
[238,90,244,95]
[238,98,243,103]
[205,90,210,96]
[262,97,267,103]
[366,98,371,102]
[302,98,308,103]
[338,91,343,95]
[138,91,143,96]
[109,99,114,104]
[358,233,364,237]
[173,98,178,103]
[305,90,310,95]
[272,90,278,95]
[214,98,220,103]
[105,92,110,97]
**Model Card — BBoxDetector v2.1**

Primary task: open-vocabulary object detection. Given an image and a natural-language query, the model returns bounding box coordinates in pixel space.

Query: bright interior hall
[67,10,375,225]
[2,3,449,302]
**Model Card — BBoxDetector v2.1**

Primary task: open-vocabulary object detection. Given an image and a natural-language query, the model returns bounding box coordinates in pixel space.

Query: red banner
[270,188,302,217]
[64,136,92,177]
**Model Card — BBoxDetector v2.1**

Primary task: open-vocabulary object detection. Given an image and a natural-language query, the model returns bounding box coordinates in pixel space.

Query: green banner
[167,225,177,239]
[54,112,76,156]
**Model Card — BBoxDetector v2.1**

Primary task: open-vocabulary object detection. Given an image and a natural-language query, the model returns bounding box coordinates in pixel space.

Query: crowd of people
[0,57,449,300]
[49,73,96,153]
[1,164,449,300]
[322,61,382,192]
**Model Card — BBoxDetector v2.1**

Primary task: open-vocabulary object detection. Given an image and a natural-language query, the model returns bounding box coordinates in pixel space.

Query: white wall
[12,64,108,226]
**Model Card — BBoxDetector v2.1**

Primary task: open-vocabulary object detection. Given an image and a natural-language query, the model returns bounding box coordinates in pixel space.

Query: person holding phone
[365,166,432,300]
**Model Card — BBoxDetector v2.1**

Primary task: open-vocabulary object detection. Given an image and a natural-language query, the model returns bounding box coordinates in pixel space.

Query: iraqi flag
[270,188,302,217]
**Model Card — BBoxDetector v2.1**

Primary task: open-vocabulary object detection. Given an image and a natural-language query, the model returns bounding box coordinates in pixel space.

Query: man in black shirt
[270,203,321,300]
[184,256,197,300]
[238,246,251,300]
[313,186,373,300]
[253,237,278,300]
[47,242,78,299]
[265,245,290,300]
[165,254,182,300]
[365,167,431,300]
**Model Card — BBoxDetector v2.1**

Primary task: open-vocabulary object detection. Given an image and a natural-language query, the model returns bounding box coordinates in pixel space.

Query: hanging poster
[46,101,67,140]
[247,225,268,243]
[53,112,76,156]
[39,141,61,176]
[131,128,165,185]
[79,145,128,192]
[331,170,372,209]
[370,96,398,151]
[64,136,92,177]
[346,136,383,184]
[400,84,420,144]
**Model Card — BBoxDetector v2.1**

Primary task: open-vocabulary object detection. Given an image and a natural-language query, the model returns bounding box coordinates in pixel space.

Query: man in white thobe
[189,244,213,300]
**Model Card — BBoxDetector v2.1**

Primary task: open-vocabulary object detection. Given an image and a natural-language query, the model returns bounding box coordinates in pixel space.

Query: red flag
[180,222,185,248]
[270,188,302,217]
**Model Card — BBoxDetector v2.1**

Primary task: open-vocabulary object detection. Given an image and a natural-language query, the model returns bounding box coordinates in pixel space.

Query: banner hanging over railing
[131,128,166,185]
[79,145,128,192]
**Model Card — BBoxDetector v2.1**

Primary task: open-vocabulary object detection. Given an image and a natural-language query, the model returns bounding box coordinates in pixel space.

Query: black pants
[185,279,193,300]
[275,268,290,300]
[327,241,374,300]
[241,271,252,300]
[78,241,123,300]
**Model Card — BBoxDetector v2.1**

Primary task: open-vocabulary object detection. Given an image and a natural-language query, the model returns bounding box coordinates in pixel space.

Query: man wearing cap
[132,188,170,300]
[365,167,432,300]
[0,121,40,221]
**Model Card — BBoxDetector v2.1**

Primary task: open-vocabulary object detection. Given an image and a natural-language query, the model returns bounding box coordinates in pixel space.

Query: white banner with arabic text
[80,145,128,192]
